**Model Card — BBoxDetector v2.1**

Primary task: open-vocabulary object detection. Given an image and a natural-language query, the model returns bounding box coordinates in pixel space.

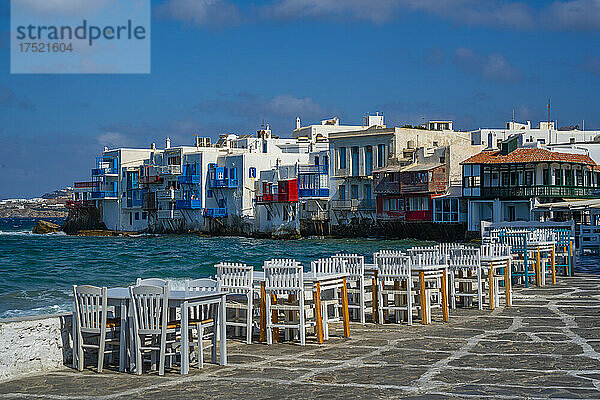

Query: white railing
[158,165,182,175]
[157,209,182,219]
[156,189,183,200]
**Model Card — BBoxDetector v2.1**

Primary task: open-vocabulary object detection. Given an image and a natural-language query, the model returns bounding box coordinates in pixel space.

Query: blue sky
[1,0,599,198]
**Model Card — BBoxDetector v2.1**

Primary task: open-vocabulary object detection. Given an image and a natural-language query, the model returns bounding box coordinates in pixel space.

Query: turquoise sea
[1,218,598,320]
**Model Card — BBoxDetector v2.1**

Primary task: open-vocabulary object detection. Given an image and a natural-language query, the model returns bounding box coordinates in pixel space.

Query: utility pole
[547,97,552,144]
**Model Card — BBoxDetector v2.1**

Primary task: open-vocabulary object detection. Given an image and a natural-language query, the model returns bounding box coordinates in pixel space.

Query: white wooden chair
[408,251,445,324]
[72,285,120,372]
[264,259,315,346]
[129,284,180,376]
[333,254,366,324]
[185,278,218,368]
[311,257,346,340]
[374,251,414,325]
[448,248,483,310]
[215,263,256,344]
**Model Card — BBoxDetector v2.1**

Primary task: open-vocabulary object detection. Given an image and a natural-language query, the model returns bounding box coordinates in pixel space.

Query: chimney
[296,117,301,130]
[165,138,171,149]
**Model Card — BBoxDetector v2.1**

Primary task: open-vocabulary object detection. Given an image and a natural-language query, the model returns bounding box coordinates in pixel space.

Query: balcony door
[351,147,359,176]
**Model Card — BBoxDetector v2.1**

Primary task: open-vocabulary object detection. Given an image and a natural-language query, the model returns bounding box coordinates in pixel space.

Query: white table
[72,288,228,375]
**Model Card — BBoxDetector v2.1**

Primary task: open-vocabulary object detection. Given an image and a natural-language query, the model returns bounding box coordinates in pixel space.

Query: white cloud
[454,47,523,83]
[96,132,133,147]
[157,0,241,27]
[157,0,600,32]
[18,0,116,16]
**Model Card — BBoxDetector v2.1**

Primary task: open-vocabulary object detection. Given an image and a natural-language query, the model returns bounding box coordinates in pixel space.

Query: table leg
[489,266,495,310]
[313,283,324,344]
[71,306,77,369]
[219,295,227,366]
[535,249,542,286]
[551,247,556,284]
[569,240,574,276]
[372,271,378,323]
[271,294,279,343]
[212,300,218,364]
[260,282,266,343]
[181,301,189,375]
[119,300,127,372]
[419,271,427,325]
[341,278,350,338]
[504,259,511,307]
[441,268,448,322]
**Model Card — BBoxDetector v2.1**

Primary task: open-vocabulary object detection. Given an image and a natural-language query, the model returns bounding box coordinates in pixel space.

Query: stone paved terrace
[2,275,600,399]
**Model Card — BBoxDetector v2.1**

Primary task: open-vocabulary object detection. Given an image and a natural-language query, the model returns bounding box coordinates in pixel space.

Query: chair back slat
[449,248,481,270]
[332,254,364,277]
[185,278,218,321]
[311,257,346,275]
[73,285,107,332]
[136,278,170,288]
[480,243,511,258]
[374,252,411,278]
[264,259,303,295]
[215,262,253,294]
[129,285,168,334]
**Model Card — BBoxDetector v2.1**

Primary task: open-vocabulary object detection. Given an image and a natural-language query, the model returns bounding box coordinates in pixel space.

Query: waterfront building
[461,135,600,232]
[470,120,600,149]
[328,116,480,230]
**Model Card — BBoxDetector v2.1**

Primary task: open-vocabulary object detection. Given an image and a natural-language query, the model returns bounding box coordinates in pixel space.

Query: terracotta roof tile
[461,148,598,167]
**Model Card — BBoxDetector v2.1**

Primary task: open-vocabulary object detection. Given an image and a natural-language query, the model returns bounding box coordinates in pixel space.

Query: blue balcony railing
[175,199,202,209]
[202,208,227,218]
[208,178,238,188]
[92,167,118,176]
[298,165,328,175]
[126,198,143,208]
[91,191,118,199]
[298,188,330,198]
[178,174,201,184]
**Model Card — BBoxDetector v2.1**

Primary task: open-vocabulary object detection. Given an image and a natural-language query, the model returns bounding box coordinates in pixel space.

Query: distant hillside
[0,188,72,218]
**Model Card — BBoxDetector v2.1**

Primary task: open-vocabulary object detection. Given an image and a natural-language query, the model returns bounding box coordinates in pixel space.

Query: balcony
[91,167,118,176]
[202,208,228,218]
[156,189,183,200]
[256,193,298,203]
[66,200,96,209]
[298,188,330,198]
[208,178,238,189]
[126,198,143,208]
[175,199,202,209]
[299,210,329,221]
[178,174,201,184]
[479,185,597,199]
[158,165,182,176]
[331,199,376,211]
[91,191,118,199]
[157,209,182,219]
[139,175,163,185]
[74,181,100,189]
[298,165,328,175]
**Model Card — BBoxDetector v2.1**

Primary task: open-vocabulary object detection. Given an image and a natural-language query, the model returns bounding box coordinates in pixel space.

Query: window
[555,169,563,185]
[365,146,373,175]
[129,213,133,225]
[249,167,256,178]
[142,212,147,220]
[351,185,359,200]
[463,175,481,188]
[338,147,347,169]
[314,156,319,165]
[406,196,430,211]
[207,190,213,198]
[263,142,268,153]
[433,198,459,222]
[525,170,533,186]
[377,144,385,168]
[543,169,549,185]
[135,212,140,221]
[339,185,346,200]
[351,147,360,176]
